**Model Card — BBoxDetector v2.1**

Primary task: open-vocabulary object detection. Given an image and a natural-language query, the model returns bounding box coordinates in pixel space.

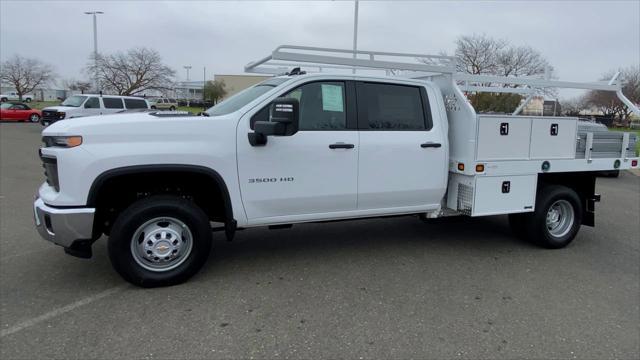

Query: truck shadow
[201,215,535,274]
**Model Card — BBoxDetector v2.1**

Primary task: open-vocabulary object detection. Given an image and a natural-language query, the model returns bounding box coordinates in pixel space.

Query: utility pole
[84,11,104,92]
[203,66,206,110]
[183,65,192,81]
[352,0,359,74]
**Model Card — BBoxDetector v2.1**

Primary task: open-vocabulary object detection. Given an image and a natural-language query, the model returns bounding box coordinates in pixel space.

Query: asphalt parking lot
[0,122,638,359]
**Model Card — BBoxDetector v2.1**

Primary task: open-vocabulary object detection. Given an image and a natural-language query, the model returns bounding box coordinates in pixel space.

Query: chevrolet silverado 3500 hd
[34,46,640,287]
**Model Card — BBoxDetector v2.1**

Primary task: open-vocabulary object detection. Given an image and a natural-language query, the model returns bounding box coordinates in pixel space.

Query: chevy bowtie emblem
[156,244,169,252]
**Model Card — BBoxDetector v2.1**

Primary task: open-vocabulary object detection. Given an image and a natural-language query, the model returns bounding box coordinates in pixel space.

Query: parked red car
[0,102,42,122]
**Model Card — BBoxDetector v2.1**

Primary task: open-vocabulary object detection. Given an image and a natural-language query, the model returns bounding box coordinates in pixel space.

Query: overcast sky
[1,0,638,98]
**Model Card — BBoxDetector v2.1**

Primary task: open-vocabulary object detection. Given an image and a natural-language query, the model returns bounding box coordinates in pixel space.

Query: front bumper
[33,197,95,248]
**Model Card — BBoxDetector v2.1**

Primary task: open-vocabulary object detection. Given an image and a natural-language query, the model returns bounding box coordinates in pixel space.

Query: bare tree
[586,66,639,123]
[454,34,507,75]
[420,34,554,97]
[62,79,93,94]
[0,55,55,101]
[496,45,552,78]
[561,97,588,116]
[87,48,175,95]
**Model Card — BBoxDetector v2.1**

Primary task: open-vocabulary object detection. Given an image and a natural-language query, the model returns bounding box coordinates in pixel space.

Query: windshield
[61,95,88,107]
[1,103,12,109]
[205,77,290,116]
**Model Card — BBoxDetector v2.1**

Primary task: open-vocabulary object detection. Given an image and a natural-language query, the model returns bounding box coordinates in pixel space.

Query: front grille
[42,110,60,122]
[41,156,59,192]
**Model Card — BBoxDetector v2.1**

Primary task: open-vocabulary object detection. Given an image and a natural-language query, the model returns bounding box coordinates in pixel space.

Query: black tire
[150,106,156,110]
[29,113,40,123]
[108,195,212,287]
[0,98,7,102]
[170,106,176,111]
[25,98,31,103]
[524,185,582,249]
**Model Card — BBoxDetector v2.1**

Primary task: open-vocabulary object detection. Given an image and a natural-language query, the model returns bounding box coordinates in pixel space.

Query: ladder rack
[245,45,640,116]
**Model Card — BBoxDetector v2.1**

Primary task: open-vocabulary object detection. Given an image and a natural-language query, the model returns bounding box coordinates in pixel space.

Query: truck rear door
[355,81,447,211]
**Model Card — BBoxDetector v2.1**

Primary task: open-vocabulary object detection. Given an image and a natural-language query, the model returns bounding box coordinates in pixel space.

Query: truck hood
[42,106,79,112]
[42,112,237,139]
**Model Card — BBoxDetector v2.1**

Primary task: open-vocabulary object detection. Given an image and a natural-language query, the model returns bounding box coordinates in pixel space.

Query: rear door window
[103,97,124,109]
[124,98,148,109]
[357,82,431,130]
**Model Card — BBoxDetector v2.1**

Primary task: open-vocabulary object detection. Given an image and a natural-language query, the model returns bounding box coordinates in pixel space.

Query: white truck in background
[1,91,34,102]
[33,46,639,287]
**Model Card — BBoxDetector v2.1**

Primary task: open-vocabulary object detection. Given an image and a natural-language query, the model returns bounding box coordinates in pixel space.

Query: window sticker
[321,84,344,112]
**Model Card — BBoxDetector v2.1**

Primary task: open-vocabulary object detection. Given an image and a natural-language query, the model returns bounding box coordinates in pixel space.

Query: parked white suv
[41,94,150,125]
[0,92,34,102]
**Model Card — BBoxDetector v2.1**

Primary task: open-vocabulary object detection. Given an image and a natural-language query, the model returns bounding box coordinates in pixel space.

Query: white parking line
[0,286,126,338]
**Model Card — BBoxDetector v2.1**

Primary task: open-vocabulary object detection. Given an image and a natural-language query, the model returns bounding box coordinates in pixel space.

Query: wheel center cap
[154,241,172,255]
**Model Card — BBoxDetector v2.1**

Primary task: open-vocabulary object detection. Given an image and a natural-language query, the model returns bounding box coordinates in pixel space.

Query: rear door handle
[421,142,442,148]
[329,143,355,149]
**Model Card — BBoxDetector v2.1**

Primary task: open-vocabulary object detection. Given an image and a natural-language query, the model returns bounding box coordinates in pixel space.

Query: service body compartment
[472,175,537,216]
[447,173,537,216]
[476,115,532,161]
[529,117,577,159]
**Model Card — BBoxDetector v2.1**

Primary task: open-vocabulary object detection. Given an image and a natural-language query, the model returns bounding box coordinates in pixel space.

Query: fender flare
[86,164,235,225]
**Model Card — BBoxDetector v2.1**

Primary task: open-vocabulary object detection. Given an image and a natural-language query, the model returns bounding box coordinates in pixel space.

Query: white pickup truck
[1,91,34,102]
[33,46,639,287]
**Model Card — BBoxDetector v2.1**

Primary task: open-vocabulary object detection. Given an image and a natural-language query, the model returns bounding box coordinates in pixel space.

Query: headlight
[57,112,66,119]
[42,136,83,148]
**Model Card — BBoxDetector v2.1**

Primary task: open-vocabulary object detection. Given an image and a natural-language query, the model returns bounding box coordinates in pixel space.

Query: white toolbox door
[529,118,577,159]
[476,116,532,161]
[472,175,537,216]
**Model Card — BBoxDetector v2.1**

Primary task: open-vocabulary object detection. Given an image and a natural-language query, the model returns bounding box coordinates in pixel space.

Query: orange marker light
[476,164,485,172]
[65,136,83,148]
[457,163,465,171]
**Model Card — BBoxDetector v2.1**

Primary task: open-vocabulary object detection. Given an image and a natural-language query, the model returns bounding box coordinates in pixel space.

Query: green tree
[204,80,227,104]
[469,93,523,114]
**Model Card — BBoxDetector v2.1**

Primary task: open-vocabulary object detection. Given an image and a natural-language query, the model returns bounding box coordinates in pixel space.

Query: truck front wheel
[525,185,582,249]
[108,195,212,287]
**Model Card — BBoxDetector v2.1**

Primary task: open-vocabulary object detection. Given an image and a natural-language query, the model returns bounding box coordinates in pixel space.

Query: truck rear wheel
[108,195,212,287]
[525,185,582,249]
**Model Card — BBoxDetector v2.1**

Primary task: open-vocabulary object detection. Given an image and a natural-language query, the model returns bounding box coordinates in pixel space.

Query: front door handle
[329,143,355,149]
[420,142,442,148]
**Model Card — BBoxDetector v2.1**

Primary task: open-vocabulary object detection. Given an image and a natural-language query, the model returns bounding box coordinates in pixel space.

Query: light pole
[84,11,104,91]
[352,0,359,74]
[183,65,192,81]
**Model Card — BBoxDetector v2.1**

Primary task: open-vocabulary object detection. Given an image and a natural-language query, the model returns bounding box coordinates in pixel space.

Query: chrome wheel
[545,200,575,238]
[29,114,40,122]
[130,217,193,272]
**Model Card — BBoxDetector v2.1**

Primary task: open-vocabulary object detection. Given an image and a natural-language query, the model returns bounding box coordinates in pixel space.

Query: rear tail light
[632,160,638,167]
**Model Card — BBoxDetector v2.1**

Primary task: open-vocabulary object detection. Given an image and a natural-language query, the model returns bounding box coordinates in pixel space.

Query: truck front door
[355,81,447,211]
[237,80,359,223]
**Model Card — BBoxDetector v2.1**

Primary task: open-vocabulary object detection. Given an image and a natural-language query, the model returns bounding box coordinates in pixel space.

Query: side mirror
[249,97,299,146]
